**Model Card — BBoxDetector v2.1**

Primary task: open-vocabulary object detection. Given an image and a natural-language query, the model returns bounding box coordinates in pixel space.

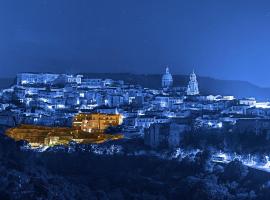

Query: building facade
[73,113,123,132]
[144,123,189,148]
[17,73,59,85]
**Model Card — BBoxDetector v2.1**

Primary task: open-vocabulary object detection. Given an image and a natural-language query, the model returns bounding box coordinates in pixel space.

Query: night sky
[1,0,270,86]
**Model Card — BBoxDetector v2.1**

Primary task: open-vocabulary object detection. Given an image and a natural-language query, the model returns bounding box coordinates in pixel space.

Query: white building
[135,116,169,128]
[17,73,59,85]
[67,75,83,84]
[81,79,104,88]
[239,98,256,106]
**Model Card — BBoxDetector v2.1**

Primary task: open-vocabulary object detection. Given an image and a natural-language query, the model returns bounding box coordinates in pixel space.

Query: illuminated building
[67,75,83,84]
[17,73,59,85]
[73,113,123,132]
[105,95,124,107]
[6,124,123,148]
[186,70,199,95]
[81,78,104,88]
[239,98,256,106]
[161,67,173,88]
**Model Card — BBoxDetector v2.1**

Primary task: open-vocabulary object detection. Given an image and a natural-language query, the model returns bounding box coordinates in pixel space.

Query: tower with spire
[186,70,199,95]
[162,67,173,88]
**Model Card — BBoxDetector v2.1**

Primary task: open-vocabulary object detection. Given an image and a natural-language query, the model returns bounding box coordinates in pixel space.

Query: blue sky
[1,0,270,87]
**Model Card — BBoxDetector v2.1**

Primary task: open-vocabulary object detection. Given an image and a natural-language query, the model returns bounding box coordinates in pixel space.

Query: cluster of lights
[255,102,270,109]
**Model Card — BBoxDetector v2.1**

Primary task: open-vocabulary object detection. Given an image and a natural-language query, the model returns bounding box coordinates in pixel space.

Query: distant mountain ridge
[84,73,270,100]
[0,78,14,89]
[0,74,270,100]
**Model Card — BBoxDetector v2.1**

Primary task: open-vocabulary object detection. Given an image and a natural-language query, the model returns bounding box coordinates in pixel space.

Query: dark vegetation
[183,130,270,154]
[1,129,270,200]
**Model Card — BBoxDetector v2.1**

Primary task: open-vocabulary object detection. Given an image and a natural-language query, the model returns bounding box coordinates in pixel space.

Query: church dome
[186,70,199,95]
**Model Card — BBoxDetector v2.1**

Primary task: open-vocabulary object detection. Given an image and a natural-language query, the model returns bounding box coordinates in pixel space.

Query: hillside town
[0,68,270,149]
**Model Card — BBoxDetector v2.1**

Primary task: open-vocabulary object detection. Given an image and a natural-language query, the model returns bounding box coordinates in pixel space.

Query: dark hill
[84,73,270,100]
[0,78,14,89]
[1,74,270,100]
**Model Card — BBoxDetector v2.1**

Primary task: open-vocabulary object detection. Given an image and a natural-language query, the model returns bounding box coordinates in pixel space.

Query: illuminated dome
[187,70,199,95]
[162,67,173,88]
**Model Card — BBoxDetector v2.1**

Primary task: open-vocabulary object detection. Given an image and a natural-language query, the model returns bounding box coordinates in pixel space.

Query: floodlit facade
[67,75,83,84]
[17,73,59,85]
[73,113,123,132]
[6,124,123,148]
